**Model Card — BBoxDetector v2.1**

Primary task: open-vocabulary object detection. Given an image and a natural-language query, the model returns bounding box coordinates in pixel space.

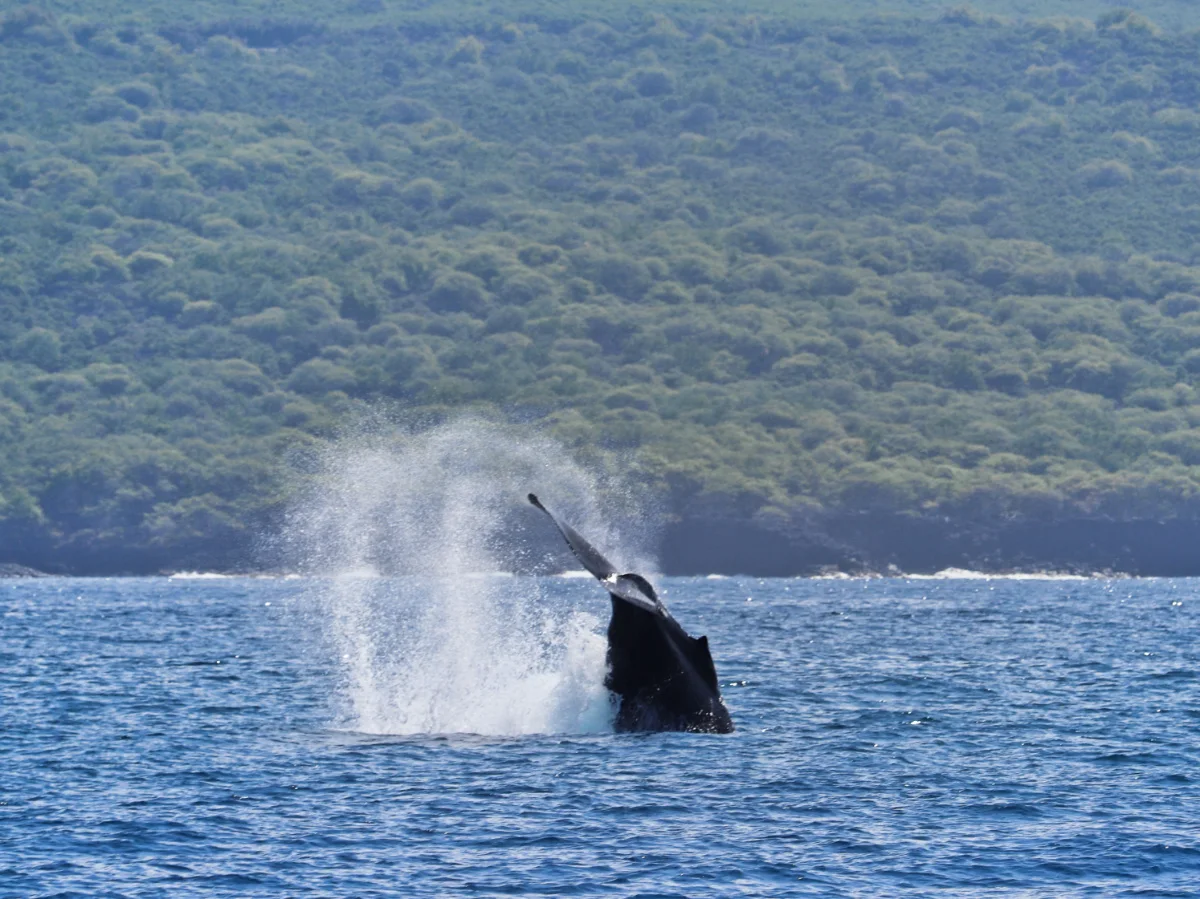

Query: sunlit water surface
[3,576,1199,897]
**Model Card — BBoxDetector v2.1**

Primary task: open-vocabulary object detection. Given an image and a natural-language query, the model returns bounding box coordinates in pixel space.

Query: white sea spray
[284,417,653,735]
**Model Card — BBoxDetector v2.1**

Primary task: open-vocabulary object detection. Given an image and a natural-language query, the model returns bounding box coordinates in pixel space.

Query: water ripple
[2,577,1200,896]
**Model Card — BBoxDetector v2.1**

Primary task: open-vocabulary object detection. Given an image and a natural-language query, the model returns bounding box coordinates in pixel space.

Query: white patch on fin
[605,574,667,616]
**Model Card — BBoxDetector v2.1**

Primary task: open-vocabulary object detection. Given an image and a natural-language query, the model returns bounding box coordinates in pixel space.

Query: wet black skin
[604,579,733,733]
[528,494,733,734]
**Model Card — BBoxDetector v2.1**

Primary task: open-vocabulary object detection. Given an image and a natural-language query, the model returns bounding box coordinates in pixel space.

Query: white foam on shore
[908,568,1093,581]
[812,569,1101,581]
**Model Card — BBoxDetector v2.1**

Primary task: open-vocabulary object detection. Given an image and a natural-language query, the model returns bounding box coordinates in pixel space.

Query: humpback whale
[528,494,734,734]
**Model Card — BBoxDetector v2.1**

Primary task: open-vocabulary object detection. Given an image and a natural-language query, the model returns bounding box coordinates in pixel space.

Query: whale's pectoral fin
[528,493,618,580]
[683,634,720,693]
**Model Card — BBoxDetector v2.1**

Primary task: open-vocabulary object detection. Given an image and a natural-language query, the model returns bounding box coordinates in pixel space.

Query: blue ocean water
[2,575,1199,897]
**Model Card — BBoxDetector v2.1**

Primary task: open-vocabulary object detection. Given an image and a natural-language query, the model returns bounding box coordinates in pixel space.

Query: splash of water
[286,418,650,735]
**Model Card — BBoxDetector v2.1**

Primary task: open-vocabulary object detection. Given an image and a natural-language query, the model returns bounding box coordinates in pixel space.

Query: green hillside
[4,3,1200,572]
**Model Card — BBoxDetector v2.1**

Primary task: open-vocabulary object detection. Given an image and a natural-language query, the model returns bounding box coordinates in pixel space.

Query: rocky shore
[4,511,1199,578]
[662,513,1200,577]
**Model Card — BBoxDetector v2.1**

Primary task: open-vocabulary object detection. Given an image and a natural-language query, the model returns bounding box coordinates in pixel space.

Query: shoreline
[5,513,1200,579]
[662,512,1200,578]
[0,569,1149,580]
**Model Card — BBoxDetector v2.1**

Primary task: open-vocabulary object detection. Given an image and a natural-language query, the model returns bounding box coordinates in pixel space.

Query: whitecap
[906,568,1091,581]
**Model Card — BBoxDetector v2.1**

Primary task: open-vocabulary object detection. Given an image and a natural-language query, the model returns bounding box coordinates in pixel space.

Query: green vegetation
[6,3,1200,570]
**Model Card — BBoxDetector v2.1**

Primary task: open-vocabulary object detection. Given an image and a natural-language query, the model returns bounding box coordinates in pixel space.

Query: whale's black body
[528,494,733,734]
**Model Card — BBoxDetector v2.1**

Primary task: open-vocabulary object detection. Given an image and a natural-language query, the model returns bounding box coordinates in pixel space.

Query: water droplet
[285,420,623,736]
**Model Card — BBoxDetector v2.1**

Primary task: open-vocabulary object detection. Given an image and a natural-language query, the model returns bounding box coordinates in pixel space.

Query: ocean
[2,574,1198,897]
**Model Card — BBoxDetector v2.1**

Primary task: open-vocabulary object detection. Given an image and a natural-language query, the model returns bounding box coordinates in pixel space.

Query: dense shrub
[3,3,1200,568]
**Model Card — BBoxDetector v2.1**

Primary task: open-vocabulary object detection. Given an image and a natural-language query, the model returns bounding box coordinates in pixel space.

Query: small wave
[967,802,1046,818]
[168,571,232,580]
[555,570,593,579]
[1093,751,1163,765]
[705,574,729,580]
[1148,669,1198,681]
